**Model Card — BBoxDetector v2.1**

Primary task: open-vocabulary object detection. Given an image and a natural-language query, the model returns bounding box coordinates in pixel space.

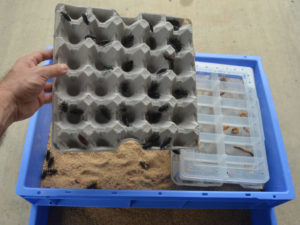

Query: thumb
[36,64,68,80]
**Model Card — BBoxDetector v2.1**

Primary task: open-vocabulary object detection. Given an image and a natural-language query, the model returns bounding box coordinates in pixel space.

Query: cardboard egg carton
[52,4,199,152]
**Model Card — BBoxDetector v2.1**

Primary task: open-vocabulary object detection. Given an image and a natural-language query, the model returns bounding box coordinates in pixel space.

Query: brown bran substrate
[41,136,177,190]
[42,131,252,224]
[41,132,249,191]
[47,207,251,225]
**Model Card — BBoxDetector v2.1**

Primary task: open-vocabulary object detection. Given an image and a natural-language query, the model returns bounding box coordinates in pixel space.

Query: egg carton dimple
[52,4,198,152]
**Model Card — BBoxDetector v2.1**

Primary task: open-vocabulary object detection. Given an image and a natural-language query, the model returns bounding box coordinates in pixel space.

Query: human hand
[0,49,68,134]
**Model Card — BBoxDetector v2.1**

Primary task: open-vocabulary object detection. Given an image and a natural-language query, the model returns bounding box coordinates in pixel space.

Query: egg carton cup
[171,62,269,189]
[52,4,198,152]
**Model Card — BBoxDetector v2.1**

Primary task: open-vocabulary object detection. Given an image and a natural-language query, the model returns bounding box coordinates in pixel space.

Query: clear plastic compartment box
[172,61,269,188]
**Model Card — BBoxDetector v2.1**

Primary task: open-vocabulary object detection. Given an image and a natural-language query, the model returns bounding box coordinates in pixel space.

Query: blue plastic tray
[16,52,295,209]
[27,205,278,225]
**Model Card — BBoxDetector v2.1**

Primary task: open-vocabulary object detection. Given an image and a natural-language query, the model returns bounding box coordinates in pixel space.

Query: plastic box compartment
[27,205,279,225]
[16,53,295,209]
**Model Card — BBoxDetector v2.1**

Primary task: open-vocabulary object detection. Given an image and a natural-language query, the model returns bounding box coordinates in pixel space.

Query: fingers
[39,93,52,105]
[43,94,52,104]
[36,64,68,80]
[26,49,54,66]
[44,82,52,92]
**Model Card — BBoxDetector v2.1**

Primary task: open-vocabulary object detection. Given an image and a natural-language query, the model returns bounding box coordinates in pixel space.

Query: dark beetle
[122,114,130,127]
[164,54,175,70]
[85,34,97,41]
[172,149,180,155]
[160,137,171,149]
[146,111,161,124]
[45,150,50,161]
[149,23,154,32]
[47,157,54,168]
[60,12,71,22]
[47,169,58,176]
[173,89,188,99]
[139,161,149,170]
[41,170,48,179]
[120,105,133,127]
[82,13,89,25]
[147,37,156,50]
[59,102,68,112]
[156,68,168,75]
[103,65,113,70]
[147,82,160,99]
[167,19,180,31]
[96,39,110,46]
[86,182,97,189]
[158,104,169,112]
[120,81,132,97]
[143,133,160,149]
[168,38,182,53]
[98,106,111,123]
[69,108,84,115]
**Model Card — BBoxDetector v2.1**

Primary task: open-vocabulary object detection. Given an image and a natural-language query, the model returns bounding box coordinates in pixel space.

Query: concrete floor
[0,0,299,224]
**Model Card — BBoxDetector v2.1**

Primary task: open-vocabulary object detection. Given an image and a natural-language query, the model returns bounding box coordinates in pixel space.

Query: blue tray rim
[15,51,295,208]
[28,205,278,225]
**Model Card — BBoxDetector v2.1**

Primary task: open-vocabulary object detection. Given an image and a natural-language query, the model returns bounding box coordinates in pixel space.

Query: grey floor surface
[0,0,299,224]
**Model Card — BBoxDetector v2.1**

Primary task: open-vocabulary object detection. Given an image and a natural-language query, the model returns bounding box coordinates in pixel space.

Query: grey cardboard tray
[52,4,199,152]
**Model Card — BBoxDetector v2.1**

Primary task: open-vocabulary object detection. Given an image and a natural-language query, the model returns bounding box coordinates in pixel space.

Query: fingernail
[60,64,68,73]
